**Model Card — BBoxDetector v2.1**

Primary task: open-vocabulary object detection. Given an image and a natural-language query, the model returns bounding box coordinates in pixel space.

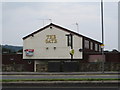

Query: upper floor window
[99,45,101,52]
[90,42,93,50]
[85,40,89,49]
[95,44,98,51]
[66,34,72,47]
[68,35,72,46]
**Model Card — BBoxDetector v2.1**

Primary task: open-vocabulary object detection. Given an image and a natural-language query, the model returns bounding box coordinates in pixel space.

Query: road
[2,72,120,90]
[2,75,119,80]
[2,87,120,90]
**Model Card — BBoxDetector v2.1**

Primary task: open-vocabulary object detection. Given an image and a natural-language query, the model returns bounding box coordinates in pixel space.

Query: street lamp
[101,0,105,73]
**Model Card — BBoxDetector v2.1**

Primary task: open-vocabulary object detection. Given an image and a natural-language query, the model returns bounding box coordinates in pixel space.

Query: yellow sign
[70,49,74,55]
[100,44,104,46]
[45,35,57,43]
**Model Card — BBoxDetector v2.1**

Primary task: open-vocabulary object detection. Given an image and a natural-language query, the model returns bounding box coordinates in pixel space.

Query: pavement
[2,74,119,80]
[2,71,120,75]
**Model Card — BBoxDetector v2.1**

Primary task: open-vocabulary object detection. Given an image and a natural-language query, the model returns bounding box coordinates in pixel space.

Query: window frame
[85,40,90,49]
[90,42,93,50]
[95,43,98,51]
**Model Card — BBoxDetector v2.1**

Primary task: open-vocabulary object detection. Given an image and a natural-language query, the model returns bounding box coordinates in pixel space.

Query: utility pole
[101,0,105,73]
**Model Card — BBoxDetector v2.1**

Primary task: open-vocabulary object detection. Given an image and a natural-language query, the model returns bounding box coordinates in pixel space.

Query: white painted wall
[23,25,83,59]
[73,35,83,59]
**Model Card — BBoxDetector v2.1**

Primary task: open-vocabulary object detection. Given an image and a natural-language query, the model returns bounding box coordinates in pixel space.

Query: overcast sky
[1,1,118,51]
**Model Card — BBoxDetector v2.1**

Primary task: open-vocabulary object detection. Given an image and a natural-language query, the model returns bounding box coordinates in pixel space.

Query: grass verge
[1,78,120,82]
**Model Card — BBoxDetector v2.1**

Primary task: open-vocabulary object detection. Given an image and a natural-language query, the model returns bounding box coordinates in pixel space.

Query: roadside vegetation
[1,78,120,82]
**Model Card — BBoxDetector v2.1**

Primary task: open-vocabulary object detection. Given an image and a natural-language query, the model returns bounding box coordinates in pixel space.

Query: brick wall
[36,61,120,72]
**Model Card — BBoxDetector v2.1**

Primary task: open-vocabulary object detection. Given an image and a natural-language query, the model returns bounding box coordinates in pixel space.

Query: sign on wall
[24,49,34,56]
[70,49,74,55]
[45,35,57,43]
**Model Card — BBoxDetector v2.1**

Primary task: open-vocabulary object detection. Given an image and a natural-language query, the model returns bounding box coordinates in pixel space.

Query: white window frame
[85,40,89,49]
[90,42,93,50]
[95,44,98,51]
[99,45,101,52]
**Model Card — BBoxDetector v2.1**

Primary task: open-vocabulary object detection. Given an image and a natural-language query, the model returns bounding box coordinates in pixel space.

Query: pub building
[23,23,102,72]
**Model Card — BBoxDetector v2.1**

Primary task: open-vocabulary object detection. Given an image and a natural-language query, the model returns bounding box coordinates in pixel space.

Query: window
[95,44,98,51]
[66,34,72,46]
[85,40,89,49]
[68,35,71,46]
[90,42,93,50]
[99,45,101,52]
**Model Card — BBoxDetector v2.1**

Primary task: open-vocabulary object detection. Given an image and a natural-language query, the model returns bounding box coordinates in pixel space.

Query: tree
[2,47,12,53]
[17,49,23,53]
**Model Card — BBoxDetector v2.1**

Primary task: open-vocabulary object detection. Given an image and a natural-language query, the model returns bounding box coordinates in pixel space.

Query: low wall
[2,62,120,72]
[36,62,120,72]
[2,64,34,72]
[79,62,120,72]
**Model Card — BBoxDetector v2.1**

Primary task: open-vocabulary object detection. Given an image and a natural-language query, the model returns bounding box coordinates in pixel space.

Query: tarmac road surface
[2,74,119,80]
[2,87,120,90]
[2,72,120,90]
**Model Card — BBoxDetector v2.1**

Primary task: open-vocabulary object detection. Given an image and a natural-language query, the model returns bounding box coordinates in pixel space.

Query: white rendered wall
[23,26,83,59]
[73,35,83,59]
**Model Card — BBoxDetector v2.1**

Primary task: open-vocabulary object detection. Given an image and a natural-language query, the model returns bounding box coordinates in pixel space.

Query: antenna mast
[39,19,52,26]
[76,23,79,33]
[49,19,52,23]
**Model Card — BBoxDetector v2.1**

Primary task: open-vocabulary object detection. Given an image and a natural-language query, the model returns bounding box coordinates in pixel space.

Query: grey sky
[2,1,118,50]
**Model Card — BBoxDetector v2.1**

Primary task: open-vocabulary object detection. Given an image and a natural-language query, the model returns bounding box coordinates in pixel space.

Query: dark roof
[23,23,102,44]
